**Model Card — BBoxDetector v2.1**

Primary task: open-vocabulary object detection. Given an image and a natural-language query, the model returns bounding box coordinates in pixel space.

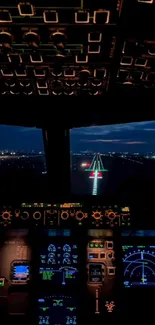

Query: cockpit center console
[0,202,154,323]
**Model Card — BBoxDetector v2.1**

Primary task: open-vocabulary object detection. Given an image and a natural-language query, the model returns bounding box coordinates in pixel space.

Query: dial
[47,258,56,264]
[61,211,69,220]
[48,244,56,252]
[0,31,12,48]
[75,210,84,221]
[107,211,116,220]
[63,258,71,264]
[63,244,71,252]
[33,211,41,220]
[24,31,40,48]
[92,211,102,220]
[63,253,70,258]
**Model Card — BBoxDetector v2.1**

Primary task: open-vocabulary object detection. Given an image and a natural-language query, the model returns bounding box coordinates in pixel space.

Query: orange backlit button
[94,68,106,79]
[34,68,46,77]
[75,54,88,63]
[117,69,129,82]
[130,71,143,81]
[43,10,58,23]
[88,32,102,43]
[120,57,133,66]
[7,54,22,65]
[18,3,34,16]
[146,72,155,82]
[75,11,90,23]
[93,10,110,24]
[15,68,27,77]
[88,44,101,54]
[38,89,49,95]
[36,80,48,89]
[0,10,12,22]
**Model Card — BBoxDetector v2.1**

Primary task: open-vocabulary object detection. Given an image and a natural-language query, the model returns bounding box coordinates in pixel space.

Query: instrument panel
[0,202,131,228]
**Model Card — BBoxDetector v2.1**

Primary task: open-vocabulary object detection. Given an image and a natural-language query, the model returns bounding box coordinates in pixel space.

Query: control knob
[61,210,69,220]
[24,31,40,48]
[75,210,85,221]
[92,211,102,220]
[0,32,12,50]
[51,31,66,45]
[106,211,116,220]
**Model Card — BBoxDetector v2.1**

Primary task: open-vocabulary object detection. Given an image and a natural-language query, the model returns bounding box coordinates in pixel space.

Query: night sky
[70,121,155,154]
[0,121,155,153]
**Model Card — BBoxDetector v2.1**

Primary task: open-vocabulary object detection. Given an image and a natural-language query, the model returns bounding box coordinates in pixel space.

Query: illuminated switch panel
[0,1,121,95]
[116,39,155,89]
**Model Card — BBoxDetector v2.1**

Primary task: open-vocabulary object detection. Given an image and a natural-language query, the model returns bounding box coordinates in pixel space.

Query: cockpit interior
[0,0,155,324]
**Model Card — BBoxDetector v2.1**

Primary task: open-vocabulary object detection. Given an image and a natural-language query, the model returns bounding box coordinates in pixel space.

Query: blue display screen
[13,264,29,281]
[122,245,155,288]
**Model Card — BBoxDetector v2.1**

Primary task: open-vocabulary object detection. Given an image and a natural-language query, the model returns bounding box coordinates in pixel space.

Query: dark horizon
[70,121,155,154]
[0,121,155,154]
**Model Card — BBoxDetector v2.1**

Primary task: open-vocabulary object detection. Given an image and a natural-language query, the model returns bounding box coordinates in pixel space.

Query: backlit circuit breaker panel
[116,39,155,89]
[0,0,122,96]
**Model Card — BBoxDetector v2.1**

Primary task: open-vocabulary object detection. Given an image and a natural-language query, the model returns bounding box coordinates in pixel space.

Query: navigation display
[38,295,77,325]
[39,243,79,285]
[11,261,30,284]
[70,121,155,196]
[122,245,155,288]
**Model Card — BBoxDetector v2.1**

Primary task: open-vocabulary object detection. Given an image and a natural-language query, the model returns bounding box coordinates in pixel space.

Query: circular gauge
[48,244,56,252]
[48,253,55,258]
[63,258,71,264]
[63,244,71,252]
[1,210,12,220]
[61,211,69,220]
[123,246,155,287]
[47,258,56,264]
[21,211,29,220]
[63,253,70,258]
[33,211,41,220]
[92,211,102,220]
[108,212,116,220]
[75,210,84,221]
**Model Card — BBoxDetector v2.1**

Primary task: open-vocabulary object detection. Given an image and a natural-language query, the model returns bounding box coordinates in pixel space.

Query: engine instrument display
[122,245,155,288]
[39,243,79,285]
[38,295,77,325]
[11,260,30,284]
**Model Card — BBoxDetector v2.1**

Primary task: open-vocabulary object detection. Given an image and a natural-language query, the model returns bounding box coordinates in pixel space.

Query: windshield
[0,125,47,200]
[70,121,155,198]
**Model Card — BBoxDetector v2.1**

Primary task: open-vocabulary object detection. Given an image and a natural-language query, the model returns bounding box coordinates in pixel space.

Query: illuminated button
[18,3,34,16]
[120,57,133,66]
[80,69,91,80]
[20,81,31,87]
[135,58,147,67]
[91,80,102,87]
[5,80,16,87]
[107,241,113,249]
[130,71,143,81]
[30,54,43,63]
[51,68,62,77]
[148,45,155,55]
[34,68,46,77]
[117,69,129,82]
[64,90,75,95]
[146,72,155,82]
[137,0,153,3]
[93,10,110,24]
[7,54,22,65]
[9,84,20,95]
[75,11,90,23]
[52,90,62,95]
[88,44,101,54]
[94,68,106,79]
[43,10,58,23]
[65,80,76,87]
[36,80,48,89]
[15,68,27,77]
[75,54,88,63]
[51,32,66,44]
[64,68,75,77]
[100,253,106,258]
[108,267,115,275]
[38,89,49,95]
[88,32,102,43]
[0,32,12,45]
[1,68,13,76]
[123,40,140,56]
[88,90,99,95]
[0,10,12,22]
[24,32,40,48]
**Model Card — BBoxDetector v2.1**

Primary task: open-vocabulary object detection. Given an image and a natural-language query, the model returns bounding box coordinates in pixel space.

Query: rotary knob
[24,31,40,48]
[75,210,84,221]
[0,32,13,50]
[92,211,102,220]
[51,31,66,44]
[61,211,69,220]
[107,211,116,220]
[80,69,91,80]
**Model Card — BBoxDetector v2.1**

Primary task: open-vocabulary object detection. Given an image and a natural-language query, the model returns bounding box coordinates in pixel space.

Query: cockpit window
[0,125,47,199]
[70,121,155,197]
